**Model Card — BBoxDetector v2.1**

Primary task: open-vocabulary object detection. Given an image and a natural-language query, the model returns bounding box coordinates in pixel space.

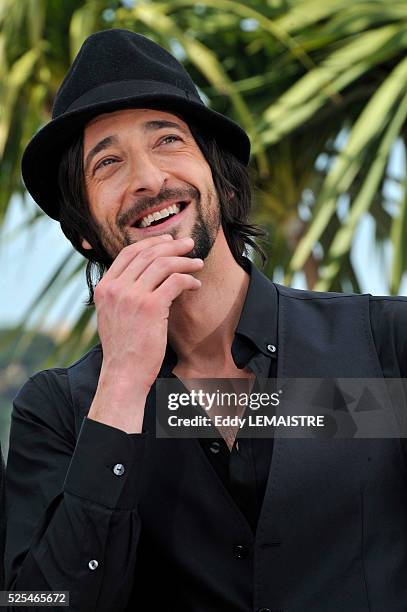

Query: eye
[158,135,182,146]
[94,157,117,173]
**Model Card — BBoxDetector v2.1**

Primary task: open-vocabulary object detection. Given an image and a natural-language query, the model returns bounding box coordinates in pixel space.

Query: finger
[107,234,174,279]
[137,256,204,292]
[118,237,196,283]
[154,272,202,304]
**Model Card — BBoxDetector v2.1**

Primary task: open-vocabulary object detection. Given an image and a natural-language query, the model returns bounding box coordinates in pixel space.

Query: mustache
[117,186,199,229]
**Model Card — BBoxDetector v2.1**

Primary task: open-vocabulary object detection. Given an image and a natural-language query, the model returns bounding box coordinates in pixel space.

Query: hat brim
[22,87,251,220]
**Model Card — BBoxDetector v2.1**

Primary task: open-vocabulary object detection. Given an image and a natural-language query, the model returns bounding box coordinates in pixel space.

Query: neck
[168,231,250,375]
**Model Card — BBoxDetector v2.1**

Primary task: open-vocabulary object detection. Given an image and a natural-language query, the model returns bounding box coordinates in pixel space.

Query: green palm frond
[289,54,407,279]
[390,172,407,294]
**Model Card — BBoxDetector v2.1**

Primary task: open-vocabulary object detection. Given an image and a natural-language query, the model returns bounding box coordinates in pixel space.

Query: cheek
[166,156,213,186]
[86,177,125,222]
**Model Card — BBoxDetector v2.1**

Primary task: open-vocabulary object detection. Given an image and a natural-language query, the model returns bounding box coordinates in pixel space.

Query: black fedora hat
[21,28,251,221]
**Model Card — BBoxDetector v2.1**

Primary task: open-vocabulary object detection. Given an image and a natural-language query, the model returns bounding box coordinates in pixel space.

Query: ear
[81,238,93,250]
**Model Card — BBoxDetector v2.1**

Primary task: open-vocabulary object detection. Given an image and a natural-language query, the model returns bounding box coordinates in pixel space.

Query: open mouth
[134,201,190,229]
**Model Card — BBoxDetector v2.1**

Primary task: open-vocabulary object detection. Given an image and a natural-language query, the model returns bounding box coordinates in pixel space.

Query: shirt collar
[232,258,278,359]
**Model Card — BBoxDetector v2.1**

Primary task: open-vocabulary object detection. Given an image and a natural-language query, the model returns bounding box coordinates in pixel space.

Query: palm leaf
[316,87,407,290]
[288,54,407,276]
[261,24,407,146]
[390,172,407,294]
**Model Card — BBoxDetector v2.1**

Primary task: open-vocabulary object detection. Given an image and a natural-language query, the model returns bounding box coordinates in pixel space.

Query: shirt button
[113,463,125,476]
[267,344,276,353]
[233,544,249,559]
[209,441,221,454]
[88,559,99,570]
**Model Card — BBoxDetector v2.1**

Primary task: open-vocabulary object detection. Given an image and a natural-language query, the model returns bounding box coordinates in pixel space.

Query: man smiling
[5,28,407,612]
[81,110,220,261]
[66,102,254,439]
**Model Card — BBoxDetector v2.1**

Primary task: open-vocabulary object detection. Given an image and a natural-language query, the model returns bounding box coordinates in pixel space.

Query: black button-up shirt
[159,265,278,532]
[160,264,407,532]
[5,262,407,608]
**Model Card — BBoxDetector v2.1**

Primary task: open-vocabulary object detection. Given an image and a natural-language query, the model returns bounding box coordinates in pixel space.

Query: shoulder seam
[369,296,407,303]
[28,368,68,385]
[67,344,102,371]
[277,290,364,301]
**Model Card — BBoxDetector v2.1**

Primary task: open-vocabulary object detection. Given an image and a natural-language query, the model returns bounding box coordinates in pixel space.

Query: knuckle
[94,281,105,301]
[119,290,134,309]
[138,246,154,263]
[122,243,135,253]
[123,240,156,259]
[138,294,154,315]
[95,279,121,303]
[105,280,120,300]
[154,256,171,272]
[121,243,139,258]
[170,272,184,285]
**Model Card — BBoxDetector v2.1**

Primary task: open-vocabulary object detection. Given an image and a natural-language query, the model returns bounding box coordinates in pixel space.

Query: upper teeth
[139,203,181,228]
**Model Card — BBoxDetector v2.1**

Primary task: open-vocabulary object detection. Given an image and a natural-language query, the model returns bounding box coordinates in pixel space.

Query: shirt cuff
[64,417,147,510]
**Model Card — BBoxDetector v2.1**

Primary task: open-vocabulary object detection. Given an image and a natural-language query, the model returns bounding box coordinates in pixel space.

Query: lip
[132,200,191,233]
[130,199,191,228]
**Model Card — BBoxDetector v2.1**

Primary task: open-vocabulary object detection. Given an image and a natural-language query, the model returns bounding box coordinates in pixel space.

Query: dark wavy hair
[57,120,267,305]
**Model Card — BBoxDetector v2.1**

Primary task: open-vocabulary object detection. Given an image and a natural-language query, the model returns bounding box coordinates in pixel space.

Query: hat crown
[53,29,200,118]
[22,28,250,220]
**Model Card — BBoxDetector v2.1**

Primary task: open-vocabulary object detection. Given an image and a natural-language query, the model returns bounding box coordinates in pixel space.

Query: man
[5,28,407,612]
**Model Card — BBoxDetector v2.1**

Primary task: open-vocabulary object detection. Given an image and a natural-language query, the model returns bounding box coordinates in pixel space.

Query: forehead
[83,108,190,145]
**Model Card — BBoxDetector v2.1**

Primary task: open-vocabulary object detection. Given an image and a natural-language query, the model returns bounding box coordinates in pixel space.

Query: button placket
[209,441,221,454]
[113,463,125,476]
[88,559,99,570]
[233,544,249,559]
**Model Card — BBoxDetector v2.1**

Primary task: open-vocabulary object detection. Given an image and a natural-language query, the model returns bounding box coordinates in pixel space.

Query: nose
[126,150,168,198]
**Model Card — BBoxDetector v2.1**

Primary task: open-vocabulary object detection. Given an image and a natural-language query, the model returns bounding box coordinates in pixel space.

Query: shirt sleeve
[5,369,147,612]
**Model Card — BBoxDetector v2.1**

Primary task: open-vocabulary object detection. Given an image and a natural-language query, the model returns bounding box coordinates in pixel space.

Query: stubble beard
[96,186,221,264]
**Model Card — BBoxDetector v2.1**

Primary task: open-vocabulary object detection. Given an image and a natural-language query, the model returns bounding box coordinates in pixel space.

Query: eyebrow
[143,119,189,137]
[84,135,119,174]
[84,119,189,174]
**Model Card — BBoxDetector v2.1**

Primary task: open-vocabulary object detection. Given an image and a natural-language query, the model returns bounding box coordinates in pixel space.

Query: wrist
[98,361,152,398]
[88,367,150,433]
